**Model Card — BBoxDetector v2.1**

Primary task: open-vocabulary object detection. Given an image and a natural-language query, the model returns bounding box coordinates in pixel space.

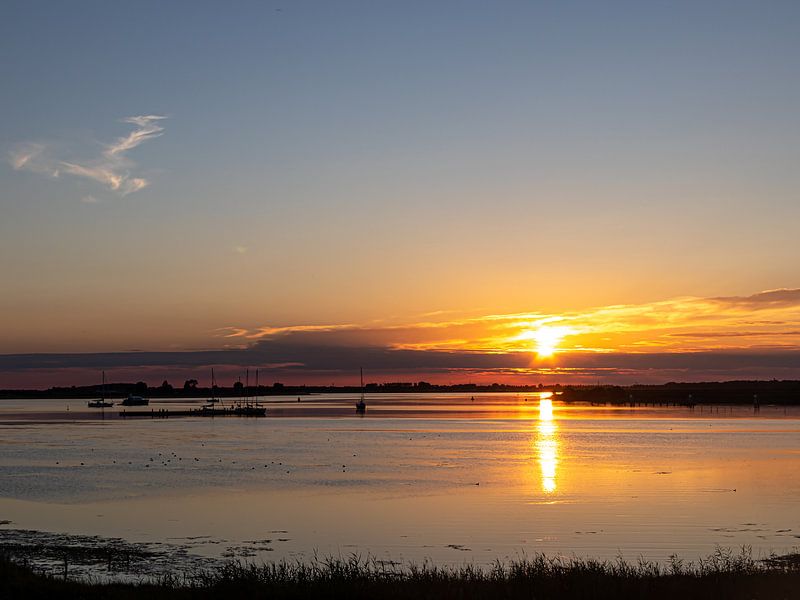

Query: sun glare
[531,325,572,357]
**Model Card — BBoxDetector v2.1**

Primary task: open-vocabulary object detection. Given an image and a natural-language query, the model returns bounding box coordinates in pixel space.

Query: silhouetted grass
[3,547,799,599]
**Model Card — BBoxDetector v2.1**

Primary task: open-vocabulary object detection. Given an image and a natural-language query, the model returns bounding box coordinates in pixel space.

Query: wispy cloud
[105,115,166,157]
[10,115,166,196]
[9,143,58,176]
[711,288,800,308]
[10,143,45,170]
[215,287,800,358]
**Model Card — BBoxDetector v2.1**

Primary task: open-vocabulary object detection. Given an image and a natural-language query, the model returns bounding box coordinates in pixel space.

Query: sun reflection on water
[536,394,559,494]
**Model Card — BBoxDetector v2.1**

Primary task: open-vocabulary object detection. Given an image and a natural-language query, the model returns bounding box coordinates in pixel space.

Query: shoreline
[3,380,800,406]
[2,544,799,599]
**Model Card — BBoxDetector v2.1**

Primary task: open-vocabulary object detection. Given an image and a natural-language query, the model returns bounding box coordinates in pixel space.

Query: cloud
[670,331,800,338]
[10,143,44,170]
[10,143,58,177]
[2,345,800,387]
[208,287,800,358]
[9,115,166,196]
[3,287,800,386]
[216,323,362,340]
[712,288,800,308]
[105,115,166,156]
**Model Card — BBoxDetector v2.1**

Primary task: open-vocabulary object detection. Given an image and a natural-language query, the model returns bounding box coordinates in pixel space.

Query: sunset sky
[2,1,799,387]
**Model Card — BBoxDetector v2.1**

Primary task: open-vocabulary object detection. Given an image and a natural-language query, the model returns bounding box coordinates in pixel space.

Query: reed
[2,547,799,599]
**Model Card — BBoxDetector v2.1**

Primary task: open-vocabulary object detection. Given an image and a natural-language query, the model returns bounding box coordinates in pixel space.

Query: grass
[2,547,800,599]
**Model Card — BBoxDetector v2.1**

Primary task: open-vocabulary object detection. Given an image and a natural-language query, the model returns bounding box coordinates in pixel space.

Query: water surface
[1,393,798,567]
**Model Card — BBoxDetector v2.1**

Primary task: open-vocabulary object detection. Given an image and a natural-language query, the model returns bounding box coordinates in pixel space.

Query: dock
[119,408,261,418]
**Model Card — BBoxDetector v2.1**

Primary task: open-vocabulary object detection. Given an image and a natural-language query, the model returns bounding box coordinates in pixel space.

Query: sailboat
[355,368,366,413]
[199,368,224,414]
[88,371,114,408]
[233,368,266,416]
[205,368,220,405]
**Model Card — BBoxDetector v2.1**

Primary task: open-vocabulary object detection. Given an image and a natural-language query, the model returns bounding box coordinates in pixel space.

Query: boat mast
[360,367,364,402]
[101,370,105,402]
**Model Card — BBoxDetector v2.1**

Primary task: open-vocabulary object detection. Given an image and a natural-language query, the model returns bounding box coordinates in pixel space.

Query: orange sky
[217,287,800,356]
[2,288,800,388]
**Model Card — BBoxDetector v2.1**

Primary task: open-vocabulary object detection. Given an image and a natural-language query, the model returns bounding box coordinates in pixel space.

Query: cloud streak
[3,287,800,387]
[211,288,800,357]
[105,115,166,157]
[10,115,166,196]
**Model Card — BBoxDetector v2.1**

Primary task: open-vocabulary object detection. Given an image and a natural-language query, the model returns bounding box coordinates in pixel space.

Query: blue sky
[2,1,800,384]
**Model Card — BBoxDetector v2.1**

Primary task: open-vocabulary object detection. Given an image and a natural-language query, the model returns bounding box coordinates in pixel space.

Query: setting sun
[530,325,573,357]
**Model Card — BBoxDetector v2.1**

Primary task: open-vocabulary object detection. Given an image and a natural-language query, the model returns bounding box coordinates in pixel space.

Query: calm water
[0,393,798,567]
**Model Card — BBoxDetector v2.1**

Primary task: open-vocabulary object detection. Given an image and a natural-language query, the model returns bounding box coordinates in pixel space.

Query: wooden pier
[118,408,261,418]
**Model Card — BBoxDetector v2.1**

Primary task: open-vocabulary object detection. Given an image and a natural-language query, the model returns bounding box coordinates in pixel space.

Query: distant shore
[3,380,800,405]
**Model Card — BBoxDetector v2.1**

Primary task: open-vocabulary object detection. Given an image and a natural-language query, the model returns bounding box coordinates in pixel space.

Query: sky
[2,1,800,387]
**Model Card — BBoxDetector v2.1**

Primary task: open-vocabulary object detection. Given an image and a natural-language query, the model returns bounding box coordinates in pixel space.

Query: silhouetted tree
[183,379,198,390]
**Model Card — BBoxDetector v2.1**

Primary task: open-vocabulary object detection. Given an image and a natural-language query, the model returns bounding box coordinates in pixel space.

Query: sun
[531,325,572,357]
[513,322,575,357]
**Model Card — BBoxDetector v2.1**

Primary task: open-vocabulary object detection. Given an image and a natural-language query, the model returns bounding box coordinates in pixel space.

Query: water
[0,393,798,568]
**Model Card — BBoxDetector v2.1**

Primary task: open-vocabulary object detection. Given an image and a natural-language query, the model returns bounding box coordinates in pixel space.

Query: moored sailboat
[233,368,266,416]
[88,371,114,408]
[356,368,366,413]
[201,368,221,411]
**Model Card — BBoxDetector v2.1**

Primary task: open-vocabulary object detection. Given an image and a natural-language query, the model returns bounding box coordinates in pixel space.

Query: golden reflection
[536,396,559,494]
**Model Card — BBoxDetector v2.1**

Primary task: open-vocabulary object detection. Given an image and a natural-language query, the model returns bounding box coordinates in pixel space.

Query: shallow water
[0,393,798,568]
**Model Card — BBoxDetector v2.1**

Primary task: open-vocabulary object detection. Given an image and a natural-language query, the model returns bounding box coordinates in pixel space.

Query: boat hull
[121,396,149,406]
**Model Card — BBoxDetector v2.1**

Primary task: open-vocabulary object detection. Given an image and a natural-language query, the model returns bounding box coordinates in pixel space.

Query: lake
[0,393,798,571]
